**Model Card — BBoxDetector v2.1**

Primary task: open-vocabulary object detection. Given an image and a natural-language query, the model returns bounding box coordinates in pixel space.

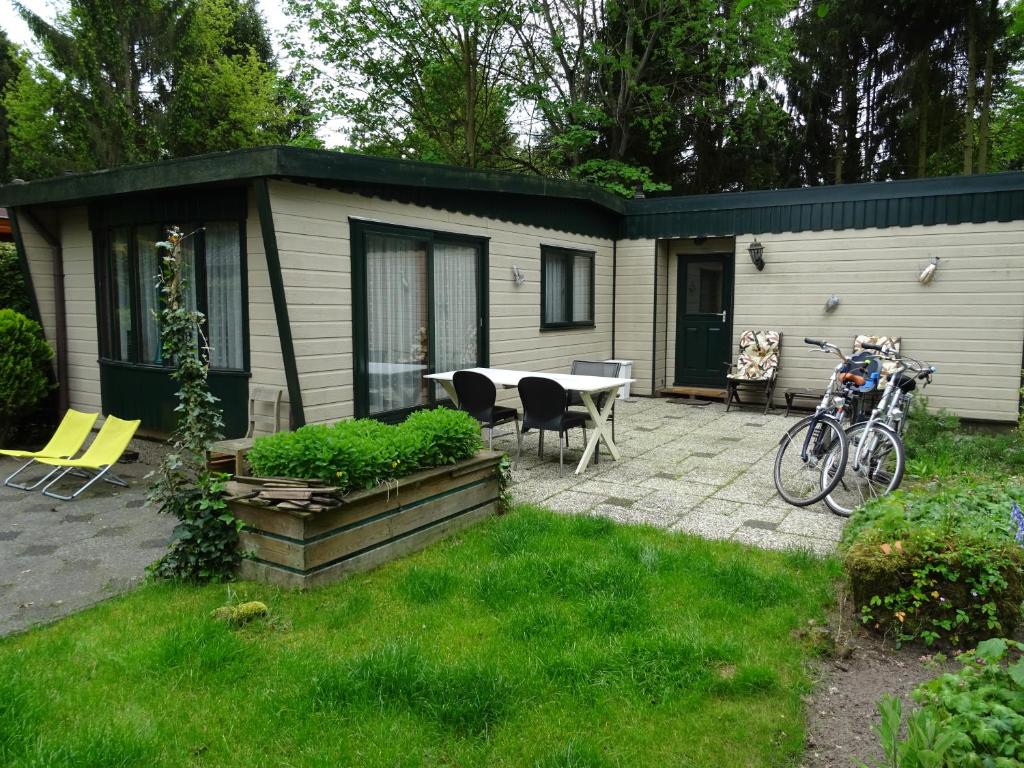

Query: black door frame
[350,218,490,422]
[673,250,735,387]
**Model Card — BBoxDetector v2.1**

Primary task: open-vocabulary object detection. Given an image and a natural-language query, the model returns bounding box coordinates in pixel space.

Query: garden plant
[0,308,53,444]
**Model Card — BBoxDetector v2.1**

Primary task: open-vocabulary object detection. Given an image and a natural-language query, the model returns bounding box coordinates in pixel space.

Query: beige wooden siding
[17,212,57,350]
[613,239,657,395]
[731,223,1024,422]
[246,188,291,432]
[60,206,102,414]
[267,180,615,421]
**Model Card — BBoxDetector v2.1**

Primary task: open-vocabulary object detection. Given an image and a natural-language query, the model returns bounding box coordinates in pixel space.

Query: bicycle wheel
[774,414,848,507]
[821,421,905,517]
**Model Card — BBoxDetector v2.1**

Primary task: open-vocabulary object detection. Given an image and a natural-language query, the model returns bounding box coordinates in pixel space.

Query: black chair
[517,376,589,473]
[569,359,620,444]
[452,370,521,451]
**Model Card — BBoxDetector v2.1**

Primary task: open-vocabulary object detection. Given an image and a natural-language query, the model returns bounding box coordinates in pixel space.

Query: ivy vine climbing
[148,226,242,582]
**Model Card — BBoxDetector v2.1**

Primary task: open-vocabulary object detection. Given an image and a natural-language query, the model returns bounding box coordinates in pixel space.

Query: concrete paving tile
[671,513,742,540]
[730,526,835,555]
[543,491,604,515]
[591,503,679,529]
[777,509,848,541]
[632,489,704,516]
[572,479,653,501]
[689,497,741,517]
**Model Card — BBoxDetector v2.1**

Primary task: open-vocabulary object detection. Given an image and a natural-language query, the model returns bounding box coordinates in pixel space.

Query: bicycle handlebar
[860,342,885,351]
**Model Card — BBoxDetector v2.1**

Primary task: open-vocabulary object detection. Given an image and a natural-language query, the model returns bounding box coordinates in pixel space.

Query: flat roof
[3,146,1024,238]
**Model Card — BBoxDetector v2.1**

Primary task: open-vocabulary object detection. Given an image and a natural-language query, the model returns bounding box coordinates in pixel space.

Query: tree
[285,0,519,169]
[0,29,22,182]
[4,0,315,180]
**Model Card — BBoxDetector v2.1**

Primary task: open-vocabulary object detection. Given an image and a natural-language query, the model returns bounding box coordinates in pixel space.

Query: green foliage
[148,227,241,584]
[4,0,314,181]
[862,639,1024,767]
[286,0,518,169]
[0,309,53,442]
[844,480,1024,648]
[247,407,482,491]
[0,29,21,182]
[903,400,1024,479]
[0,243,31,315]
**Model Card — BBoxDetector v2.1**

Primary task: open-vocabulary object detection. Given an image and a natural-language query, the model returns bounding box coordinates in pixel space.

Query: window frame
[350,218,490,422]
[96,220,249,373]
[540,245,595,330]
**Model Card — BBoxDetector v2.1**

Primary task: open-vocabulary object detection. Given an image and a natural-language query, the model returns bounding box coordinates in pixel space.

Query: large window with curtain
[352,221,487,420]
[541,245,594,328]
[100,222,246,371]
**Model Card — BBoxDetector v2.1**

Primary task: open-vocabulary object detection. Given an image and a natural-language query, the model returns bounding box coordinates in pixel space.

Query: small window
[541,246,594,328]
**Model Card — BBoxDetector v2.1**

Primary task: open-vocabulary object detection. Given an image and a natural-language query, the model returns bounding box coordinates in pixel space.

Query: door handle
[720,310,727,323]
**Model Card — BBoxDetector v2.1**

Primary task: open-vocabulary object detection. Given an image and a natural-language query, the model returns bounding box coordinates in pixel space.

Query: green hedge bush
[247,407,482,493]
[903,399,1024,478]
[0,309,54,442]
[0,242,32,316]
[863,638,1024,767]
[844,480,1024,648]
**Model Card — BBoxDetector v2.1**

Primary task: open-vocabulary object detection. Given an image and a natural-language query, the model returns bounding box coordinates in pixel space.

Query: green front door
[674,253,734,387]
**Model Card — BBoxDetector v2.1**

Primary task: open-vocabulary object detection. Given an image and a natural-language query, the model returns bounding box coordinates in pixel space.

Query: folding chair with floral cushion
[725,330,782,415]
[853,335,902,387]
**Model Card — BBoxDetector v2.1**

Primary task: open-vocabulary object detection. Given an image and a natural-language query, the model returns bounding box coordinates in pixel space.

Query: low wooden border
[230,451,504,588]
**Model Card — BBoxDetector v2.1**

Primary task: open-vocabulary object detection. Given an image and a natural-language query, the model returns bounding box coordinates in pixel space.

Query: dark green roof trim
[5,147,1024,240]
[0,147,624,238]
[621,172,1024,238]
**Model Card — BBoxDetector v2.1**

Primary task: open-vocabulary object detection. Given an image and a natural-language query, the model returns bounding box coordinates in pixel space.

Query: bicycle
[773,338,882,506]
[820,349,936,516]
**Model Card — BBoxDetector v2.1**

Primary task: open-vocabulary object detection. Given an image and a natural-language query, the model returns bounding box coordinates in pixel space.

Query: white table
[425,368,634,475]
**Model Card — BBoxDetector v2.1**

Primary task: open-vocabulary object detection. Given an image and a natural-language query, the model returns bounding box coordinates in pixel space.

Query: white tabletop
[425,367,634,394]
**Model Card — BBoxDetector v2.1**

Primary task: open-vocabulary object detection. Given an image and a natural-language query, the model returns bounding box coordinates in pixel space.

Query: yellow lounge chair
[1,409,99,490]
[36,415,140,501]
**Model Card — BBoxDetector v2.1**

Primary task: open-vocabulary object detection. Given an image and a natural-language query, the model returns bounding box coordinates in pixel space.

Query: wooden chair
[724,330,782,415]
[208,387,284,476]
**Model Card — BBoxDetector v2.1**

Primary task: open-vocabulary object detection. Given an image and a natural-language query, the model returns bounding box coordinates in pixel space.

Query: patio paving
[0,397,838,637]
[505,397,844,555]
[0,440,174,637]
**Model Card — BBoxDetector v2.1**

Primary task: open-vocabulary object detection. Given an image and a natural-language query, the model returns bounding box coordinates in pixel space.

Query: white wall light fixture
[918,256,940,284]
[511,265,526,286]
[824,294,841,313]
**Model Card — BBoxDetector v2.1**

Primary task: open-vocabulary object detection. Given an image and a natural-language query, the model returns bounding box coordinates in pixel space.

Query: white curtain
[135,226,164,364]
[110,228,133,361]
[433,242,478,398]
[205,221,243,369]
[544,253,568,323]
[366,234,428,414]
[572,254,592,322]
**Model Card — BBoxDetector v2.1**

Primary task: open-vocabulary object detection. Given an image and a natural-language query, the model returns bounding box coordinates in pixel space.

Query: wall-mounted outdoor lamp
[511,265,526,286]
[918,256,940,284]
[824,295,841,313]
[748,239,765,271]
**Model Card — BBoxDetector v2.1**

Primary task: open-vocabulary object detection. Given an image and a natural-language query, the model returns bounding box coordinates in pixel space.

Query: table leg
[575,387,620,474]
[439,380,459,406]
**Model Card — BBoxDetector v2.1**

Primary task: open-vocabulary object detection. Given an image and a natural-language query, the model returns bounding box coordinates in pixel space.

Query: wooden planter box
[230,451,504,588]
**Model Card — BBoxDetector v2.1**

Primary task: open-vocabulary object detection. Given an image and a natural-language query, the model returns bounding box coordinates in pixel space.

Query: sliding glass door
[354,222,487,420]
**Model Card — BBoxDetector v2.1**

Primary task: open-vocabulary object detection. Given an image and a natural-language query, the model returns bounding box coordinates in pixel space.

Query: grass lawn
[0,506,838,768]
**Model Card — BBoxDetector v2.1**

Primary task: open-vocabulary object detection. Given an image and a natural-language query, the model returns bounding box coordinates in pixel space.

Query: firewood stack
[224,476,344,513]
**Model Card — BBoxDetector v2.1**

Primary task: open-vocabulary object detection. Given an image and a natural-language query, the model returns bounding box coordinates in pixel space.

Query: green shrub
[0,243,31,316]
[247,407,482,492]
[904,399,1024,478]
[0,309,53,442]
[844,480,1024,647]
[862,638,1024,767]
